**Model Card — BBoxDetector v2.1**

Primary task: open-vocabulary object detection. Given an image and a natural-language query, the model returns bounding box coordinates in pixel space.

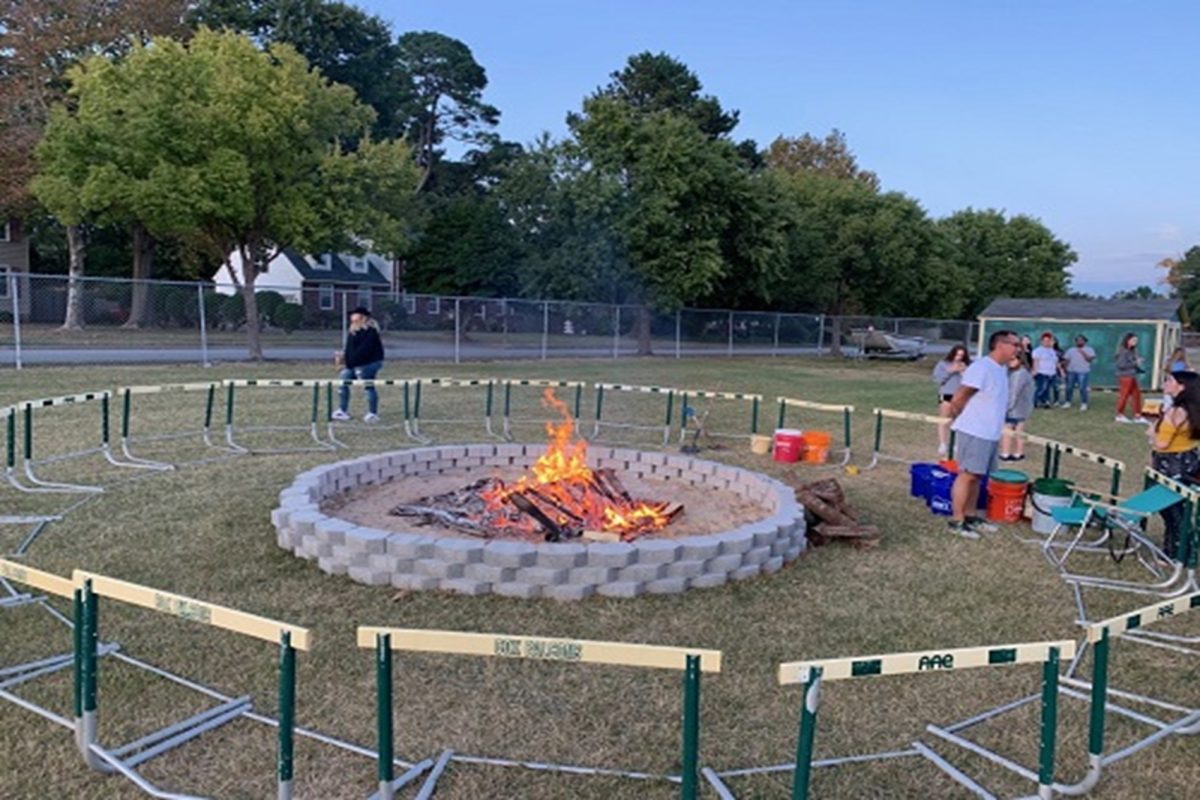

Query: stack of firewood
[789,477,880,549]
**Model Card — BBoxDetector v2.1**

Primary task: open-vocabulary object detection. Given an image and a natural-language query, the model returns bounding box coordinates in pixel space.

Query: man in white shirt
[1030,332,1059,409]
[946,329,1022,538]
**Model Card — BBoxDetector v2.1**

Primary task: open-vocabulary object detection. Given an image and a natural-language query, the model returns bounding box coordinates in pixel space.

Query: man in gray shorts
[946,329,1022,538]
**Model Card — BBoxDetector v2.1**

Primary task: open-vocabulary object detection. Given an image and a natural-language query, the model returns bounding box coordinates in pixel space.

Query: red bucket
[773,429,804,463]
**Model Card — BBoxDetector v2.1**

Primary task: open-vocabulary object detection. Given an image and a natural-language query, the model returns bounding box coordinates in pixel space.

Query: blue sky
[361,0,1199,296]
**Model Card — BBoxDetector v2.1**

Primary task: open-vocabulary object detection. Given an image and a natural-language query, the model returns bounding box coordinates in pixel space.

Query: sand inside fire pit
[323,466,768,539]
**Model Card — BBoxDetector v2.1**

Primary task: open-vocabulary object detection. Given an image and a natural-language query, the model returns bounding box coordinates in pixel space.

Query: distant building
[978,297,1183,389]
[0,217,31,320]
[212,249,396,319]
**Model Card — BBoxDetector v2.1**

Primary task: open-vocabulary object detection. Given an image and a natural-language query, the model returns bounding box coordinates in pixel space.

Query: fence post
[773,313,781,358]
[727,310,734,357]
[9,271,21,370]
[454,298,461,364]
[341,290,348,344]
[675,310,682,359]
[817,315,826,357]
[196,284,210,367]
[541,301,549,360]
[613,306,620,359]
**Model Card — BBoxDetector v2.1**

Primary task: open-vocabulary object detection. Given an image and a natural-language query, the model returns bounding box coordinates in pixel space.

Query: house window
[428,296,440,315]
[318,285,334,310]
[314,253,331,271]
[349,256,369,274]
[0,266,9,298]
[357,288,372,309]
[403,294,416,315]
[0,221,10,242]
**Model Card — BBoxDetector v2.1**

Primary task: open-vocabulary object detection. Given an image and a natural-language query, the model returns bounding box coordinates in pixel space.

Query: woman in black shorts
[933,345,971,455]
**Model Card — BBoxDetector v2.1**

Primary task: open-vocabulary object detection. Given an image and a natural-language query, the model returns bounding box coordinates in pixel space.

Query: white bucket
[1030,492,1073,535]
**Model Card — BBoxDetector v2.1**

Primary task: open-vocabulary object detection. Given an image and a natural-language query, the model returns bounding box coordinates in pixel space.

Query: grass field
[1,356,1197,799]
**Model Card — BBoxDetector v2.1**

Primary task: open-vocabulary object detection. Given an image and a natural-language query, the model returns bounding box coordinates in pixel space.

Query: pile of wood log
[789,478,880,549]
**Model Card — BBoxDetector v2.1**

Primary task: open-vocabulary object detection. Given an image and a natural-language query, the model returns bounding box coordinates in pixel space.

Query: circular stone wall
[271,443,807,600]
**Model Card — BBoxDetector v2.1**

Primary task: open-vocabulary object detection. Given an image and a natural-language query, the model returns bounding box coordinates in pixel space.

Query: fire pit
[272,393,806,599]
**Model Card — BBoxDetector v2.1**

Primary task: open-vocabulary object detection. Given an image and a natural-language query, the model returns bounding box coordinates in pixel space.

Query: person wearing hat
[332,306,385,422]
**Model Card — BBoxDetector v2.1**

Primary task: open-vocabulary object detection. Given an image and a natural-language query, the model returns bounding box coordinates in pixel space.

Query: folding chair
[1042,484,1193,596]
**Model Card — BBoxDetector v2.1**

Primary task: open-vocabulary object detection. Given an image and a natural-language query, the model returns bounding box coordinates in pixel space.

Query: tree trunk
[124,223,156,328]
[635,305,653,355]
[239,245,263,361]
[61,224,86,330]
[828,314,843,358]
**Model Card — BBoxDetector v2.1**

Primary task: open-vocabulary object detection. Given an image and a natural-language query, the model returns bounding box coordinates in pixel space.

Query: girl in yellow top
[1147,370,1200,559]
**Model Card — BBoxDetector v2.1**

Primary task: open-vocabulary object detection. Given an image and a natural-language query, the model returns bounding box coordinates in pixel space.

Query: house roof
[281,249,391,286]
[980,297,1181,322]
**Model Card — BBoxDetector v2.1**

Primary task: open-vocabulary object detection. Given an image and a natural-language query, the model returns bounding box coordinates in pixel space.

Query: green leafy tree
[37,29,419,358]
[1162,246,1200,326]
[938,208,1076,317]
[764,129,880,190]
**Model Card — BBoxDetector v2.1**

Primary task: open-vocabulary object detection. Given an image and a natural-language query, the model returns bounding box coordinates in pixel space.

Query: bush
[272,302,303,333]
[218,293,246,328]
[255,290,286,323]
[160,287,198,327]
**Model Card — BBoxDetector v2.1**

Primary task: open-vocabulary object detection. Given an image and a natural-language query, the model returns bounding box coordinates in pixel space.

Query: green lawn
[0,357,1196,799]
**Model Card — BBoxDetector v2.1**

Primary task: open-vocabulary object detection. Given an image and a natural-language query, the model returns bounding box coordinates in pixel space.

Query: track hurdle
[775,397,855,466]
[776,638,1076,800]
[357,626,721,800]
[324,378,416,446]
[590,383,677,445]
[116,383,235,470]
[675,388,763,446]
[866,408,953,469]
[72,568,311,799]
[404,377,501,442]
[4,393,115,494]
[223,379,335,455]
[497,378,585,440]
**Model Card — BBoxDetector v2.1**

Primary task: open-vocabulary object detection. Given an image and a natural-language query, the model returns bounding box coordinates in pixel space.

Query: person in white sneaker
[1063,335,1095,410]
[999,352,1033,462]
[334,306,385,422]
[1114,333,1146,423]
[932,345,970,455]
[1031,332,1059,409]
[945,329,1021,537]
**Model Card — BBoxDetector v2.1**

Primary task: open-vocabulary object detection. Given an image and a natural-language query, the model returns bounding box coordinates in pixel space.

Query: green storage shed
[977,298,1184,390]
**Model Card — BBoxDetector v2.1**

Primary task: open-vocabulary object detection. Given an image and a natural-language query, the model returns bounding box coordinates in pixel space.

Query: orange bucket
[801,430,832,464]
[986,476,1027,523]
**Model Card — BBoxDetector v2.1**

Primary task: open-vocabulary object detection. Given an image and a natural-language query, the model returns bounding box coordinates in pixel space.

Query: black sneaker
[965,516,998,534]
[947,520,981,540]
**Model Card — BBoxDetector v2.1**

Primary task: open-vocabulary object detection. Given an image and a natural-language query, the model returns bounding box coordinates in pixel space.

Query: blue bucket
[910,463,936,499]
[977,476,989,510]
[927,467,956,516]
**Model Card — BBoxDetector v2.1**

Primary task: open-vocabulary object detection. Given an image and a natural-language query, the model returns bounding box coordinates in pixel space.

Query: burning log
[595,468,633,503]
[507,491,579,542]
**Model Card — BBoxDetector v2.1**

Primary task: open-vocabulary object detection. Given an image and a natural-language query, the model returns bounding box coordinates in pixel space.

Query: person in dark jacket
[333,307,385,422]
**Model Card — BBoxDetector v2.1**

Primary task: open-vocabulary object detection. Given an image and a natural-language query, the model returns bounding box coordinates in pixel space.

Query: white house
[212,249,396,317]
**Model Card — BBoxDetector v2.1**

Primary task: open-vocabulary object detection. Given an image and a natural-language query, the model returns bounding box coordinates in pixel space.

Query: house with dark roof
[212,249,396,321]
[0,217,31,320]
[978,297,1184,389]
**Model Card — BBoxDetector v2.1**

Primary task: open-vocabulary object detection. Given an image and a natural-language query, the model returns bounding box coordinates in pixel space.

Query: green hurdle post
[7,408,16,472]
[121,389,132,442]
[778,398,787,430]
[680,654,700,800]
[278,631,296,800]
[1042,442,1053,479]
[77,578,103,770]
[225,382,236,429]
[594,385,605,430]
[872,410,883,458]
[842,408,852,455]
[750,397,760,435]
[664,391,675,439]
[1036,646,1061,799]
[790,667,822,800]
[309,384,319,427]
[23,402,32,463]
[486,380,495,423]
[101,393,110,449]
[376,633,394,800]
[402,381,410,423]
[72,588,83,724]
[573,383,583,420]
[1087,629,1110,772]
[678,392,689,440]
[413,379,423,421]
[204,384,216,435]
[1110,464,1122,501]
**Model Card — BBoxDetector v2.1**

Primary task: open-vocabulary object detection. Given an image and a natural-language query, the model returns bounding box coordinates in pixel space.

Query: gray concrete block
[313,518,354,546]
[744,546,772,566]
[414,559,465,580]
[730,564,762,582]
[680,536,723,561]
[634,539,682,564]
[568,566,616,585]
[543,584,595,602]
[483,541,538,568]
[464,563,516,583]
[392,574,439,591]
[288,511,325,538]
[466,444,497,458]
[618,563,666,582]
[785,545,804,561]
[585,543,636,568]
[746,523,780,549]
[344,527,389,554]
[317,556,347,576]
[439,578,492,596]
[536,543,587,569]
[705,553,744,574]
[762,556,785,574]
[515,566,568,586]
[718,530,757,555]
[666,560,705,579]
[690,573,728,589]
[347,565,391,585]
[433,538,484,564]
[596,581,645,598]
[646,576,689,595]
[387,533,435,559]
[492,582,541,599]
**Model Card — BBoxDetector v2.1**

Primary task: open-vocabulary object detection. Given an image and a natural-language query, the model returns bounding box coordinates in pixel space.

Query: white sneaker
[331,409,351,421]
[363,412,380,423]
[1134,416,1149,424]
[937,443,948,456]
[1115,415,1129,423]
[1059,402,1071,408]
[1080,404,1088,411]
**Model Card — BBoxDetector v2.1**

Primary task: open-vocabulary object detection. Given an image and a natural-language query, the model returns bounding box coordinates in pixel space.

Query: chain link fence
[0,273,978,367]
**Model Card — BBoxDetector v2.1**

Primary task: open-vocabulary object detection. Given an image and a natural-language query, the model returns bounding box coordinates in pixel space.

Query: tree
[394,31,500,191]
[1110,286,1160,301]
[1161,246,1200,326]
[938,209,1076,317]
[37,29,419,358]
[764,130,880,190]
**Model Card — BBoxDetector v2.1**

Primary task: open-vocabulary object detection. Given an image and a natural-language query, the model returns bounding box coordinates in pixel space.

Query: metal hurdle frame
[117,383,239,469]
[497,378,585,441]
[775,397,855,466]
[772,638,1076,800]
[324,378,416,446]
[590,383,678,445]
[357,626,721,800]
[866,407,955,469]
[403,377,500,443]
[223,379,336,455]
[72,569,312,800]
[3,393,113,494]
[675,389,763,446]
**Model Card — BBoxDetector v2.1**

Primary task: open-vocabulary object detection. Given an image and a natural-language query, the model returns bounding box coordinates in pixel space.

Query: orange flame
[482,388,673,536]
